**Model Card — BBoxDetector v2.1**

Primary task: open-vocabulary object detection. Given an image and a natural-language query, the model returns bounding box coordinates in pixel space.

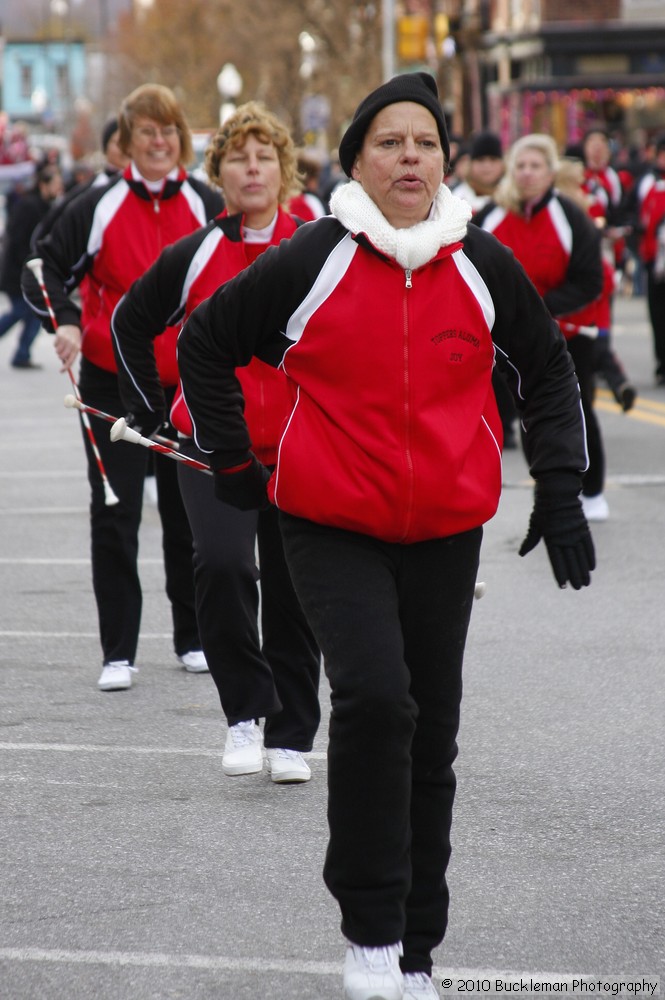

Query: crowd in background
[3,109,665,391]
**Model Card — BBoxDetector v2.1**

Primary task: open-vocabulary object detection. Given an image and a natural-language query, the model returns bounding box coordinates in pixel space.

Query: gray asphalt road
[0,292,663,999]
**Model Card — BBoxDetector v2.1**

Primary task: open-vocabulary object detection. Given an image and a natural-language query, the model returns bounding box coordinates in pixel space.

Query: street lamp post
[382,0,396,81]
[216,63,243,125]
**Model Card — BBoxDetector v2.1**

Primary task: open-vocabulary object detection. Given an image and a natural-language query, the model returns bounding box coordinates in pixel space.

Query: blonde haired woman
[475,133,608,520]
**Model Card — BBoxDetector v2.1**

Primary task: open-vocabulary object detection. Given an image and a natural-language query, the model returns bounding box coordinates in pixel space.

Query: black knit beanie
[100,117,119,153]
[338,72,450,177]
[470,130,503,160]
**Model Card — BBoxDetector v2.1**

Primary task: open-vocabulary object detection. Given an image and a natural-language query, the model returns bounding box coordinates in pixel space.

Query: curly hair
[205,101,300,205]
[118,83,194,167]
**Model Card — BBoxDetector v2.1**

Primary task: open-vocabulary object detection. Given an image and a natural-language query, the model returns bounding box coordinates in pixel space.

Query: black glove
[126,409,166,440]
[519,473,596,590]
[213,454,271,511]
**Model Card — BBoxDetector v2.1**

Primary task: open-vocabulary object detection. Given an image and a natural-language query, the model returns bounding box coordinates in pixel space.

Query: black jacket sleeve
[463,225,588,479]
[20,182,105,331]
[542,195,603,319]
[178,219,341,467]
[111,225,214,416]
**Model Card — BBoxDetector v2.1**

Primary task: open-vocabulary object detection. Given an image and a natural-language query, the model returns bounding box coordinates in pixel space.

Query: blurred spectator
[555,157,637,413]
[0,163,63,368]
[318,148,346,211]
[445,134,470,190]
[456,130,517,448]
[474,133,607,520]
[453,130,505,213]
[0,120,30,166]
[581,126,629,280]
[636,132,665,386]
[288,149,328,221]
[34,117,131,244]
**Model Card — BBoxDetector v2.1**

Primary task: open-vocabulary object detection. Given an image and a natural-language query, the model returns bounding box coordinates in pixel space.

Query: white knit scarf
[329,179,472,270]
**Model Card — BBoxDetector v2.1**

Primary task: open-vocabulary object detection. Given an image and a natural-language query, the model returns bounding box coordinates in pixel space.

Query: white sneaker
[143,475,158,506]
[177,650,209,673]
[98,660,134,691]
[581,492,610,522]
[265,748,311,784]
[222,720,263,776]
[343,941,404,1000]
[403,971,440,999]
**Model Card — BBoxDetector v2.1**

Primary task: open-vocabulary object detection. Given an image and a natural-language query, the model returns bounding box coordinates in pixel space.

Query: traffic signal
[397,14,429,63]
[434,12,450,57]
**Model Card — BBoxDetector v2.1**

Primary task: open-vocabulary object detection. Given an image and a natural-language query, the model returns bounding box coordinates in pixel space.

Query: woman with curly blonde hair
[112,101,321,783]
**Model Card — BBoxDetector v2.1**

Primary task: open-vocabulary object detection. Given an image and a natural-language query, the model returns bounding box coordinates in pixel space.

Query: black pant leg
[177,440,282,724]
[594,337,628,398]
[646,264,665,378]
[257,504,321,751]
[78,359,147,664]
[153,390,200,657]
[398,529,481,975]
[279,514,481,964]
[566,334,606,498]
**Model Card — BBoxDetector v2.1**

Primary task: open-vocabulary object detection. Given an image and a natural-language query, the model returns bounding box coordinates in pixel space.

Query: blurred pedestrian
[555,156,637,414]
[288,148,328,221]
[455,130,518,447]
[112,102,320,783]
[21,83,223,692]
[0,163,63,369]
[34,116,131,244]
[444,132,470,190]
[636,132,665,386]
[452,130,505,213]
[177,74,595,1000]
[475,133,608,521]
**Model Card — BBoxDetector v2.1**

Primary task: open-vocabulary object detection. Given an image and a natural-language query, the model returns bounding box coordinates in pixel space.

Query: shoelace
[404,971,433,994]
[106,661,138,674]
[229,722,257,748]
[272,748,301,760]
[356,944,399,971]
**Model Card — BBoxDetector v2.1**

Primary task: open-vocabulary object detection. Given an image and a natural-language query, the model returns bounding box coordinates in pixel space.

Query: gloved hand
[519,472,595,590]
[213,454,271,511]
[126,409,166,440]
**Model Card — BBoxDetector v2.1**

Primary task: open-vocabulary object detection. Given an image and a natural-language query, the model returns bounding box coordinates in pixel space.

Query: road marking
[0,742,328,761]
[595,388,665,426]
[0,557,163,565]
[0,507,89,515]
[0,947,591,983]
[0,631,170,639]
[0,470,83,479]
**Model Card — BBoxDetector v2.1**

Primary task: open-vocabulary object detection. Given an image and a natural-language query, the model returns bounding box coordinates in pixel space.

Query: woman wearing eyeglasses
[21,84,223,692]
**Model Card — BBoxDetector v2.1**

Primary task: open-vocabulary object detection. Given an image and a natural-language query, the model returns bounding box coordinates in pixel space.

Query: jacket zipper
[401,272,415,540]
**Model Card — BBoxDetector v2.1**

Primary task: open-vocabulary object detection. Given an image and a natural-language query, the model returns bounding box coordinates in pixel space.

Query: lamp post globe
[217,63,243,122]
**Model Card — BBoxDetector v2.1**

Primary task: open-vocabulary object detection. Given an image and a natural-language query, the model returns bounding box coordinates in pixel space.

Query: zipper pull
[153,198,160,214]
[405,268,412,288]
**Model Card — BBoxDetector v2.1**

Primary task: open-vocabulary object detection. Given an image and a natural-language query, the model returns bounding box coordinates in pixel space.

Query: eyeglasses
[133,125,179,141]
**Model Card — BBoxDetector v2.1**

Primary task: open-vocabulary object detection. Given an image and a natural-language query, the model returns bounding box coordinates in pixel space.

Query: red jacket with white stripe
[21,164,222,384]
[637,169,665,265]
[177,183,588,545]
[112,208,299,465]
[473,187,603,323]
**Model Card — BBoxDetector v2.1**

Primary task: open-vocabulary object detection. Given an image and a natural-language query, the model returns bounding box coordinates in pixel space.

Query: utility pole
[382,0,396,81]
